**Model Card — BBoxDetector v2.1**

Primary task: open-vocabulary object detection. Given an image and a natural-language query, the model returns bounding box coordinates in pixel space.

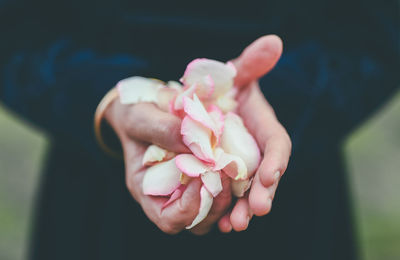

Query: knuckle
[159,223,180,234]
[177,201,192,216]
[283,132,292,152]
[213,197,231,214]
[125,174,134,193]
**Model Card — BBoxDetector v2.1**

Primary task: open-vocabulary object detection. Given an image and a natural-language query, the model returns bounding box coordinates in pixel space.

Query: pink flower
[118,58,261,229]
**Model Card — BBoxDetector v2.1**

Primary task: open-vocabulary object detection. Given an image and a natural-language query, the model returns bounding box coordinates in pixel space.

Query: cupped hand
[218,35,292,232]
[104,95,232,234]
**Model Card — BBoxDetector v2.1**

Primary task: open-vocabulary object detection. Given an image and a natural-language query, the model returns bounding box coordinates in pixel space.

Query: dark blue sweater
[0,0,398,259]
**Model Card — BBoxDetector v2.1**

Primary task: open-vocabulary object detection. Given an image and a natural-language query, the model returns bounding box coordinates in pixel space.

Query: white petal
[175,154,210,177]
[142,158,182,196]
[183,94,222,143]
[167,80,183,91]
[207,105,225,146]
[194,74,215,99]
[231,178,253,197]
[213,148,248,180]
[201,171,223,197]
[181,59,237,99]
[174,84,197,111]
[117,76,162,104]
[221,113,261,175]
[216,95,238,113]
[181,116,215,163]
[186,186,213,229]
[142,145,174,166]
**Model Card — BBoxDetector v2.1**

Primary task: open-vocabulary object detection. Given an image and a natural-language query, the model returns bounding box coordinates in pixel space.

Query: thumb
[233,35,283,87]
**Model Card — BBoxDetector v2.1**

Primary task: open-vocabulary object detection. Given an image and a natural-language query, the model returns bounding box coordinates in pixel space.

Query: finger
[249,171,273,216]
[218,213,232,233]
[232,35,283,87]
[237,83,279,150]
[162,178,202,228]
[230,195,253,231]
[258,134,290,187]
[190,173,232,235]
[237,83,291,187]
[126,102,189,153]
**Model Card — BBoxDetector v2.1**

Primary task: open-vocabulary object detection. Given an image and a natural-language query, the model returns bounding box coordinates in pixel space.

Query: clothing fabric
[0,0,399,259]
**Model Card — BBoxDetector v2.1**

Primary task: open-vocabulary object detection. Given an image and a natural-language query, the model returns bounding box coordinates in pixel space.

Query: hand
[104,95,232,235]
[218,35,292,232]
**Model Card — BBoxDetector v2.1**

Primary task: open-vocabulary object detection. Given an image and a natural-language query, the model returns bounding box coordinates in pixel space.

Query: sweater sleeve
[0,0,149,159]
[260,0,399,150]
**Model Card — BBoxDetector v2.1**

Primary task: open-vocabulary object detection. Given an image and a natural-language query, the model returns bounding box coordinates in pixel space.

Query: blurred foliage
[0,106,47,260]
[344,90,400,260]
[0,90,399,260]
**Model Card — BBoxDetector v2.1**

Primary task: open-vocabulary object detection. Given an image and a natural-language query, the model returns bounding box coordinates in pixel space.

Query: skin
[105,35,291,234]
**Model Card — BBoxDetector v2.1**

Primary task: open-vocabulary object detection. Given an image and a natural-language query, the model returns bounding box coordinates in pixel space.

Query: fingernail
[273,171,280,183]
[246,216,250,227]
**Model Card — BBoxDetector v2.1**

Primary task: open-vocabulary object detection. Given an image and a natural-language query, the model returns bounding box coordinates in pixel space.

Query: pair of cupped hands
[105,35,291,235]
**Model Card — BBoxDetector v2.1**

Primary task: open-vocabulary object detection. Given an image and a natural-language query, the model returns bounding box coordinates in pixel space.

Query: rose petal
[207,105,224,146]
[183,94,221,143]
[174,84,197,111]
[201,171,223,197]
[216,95,238,113]
[175,154,210,177]
[117,76,162,105]
[180,173,192,185]
[183,94,216,130]
[186,185,213,229]
[221,113,261,175]
[181,58,237,99]
[162,185,186,209]
[167,80,183,91]
[181,116,215,163]
[142,158,182,196]
[231,178,253,197]
[215,87,238,113]
[213,148,248,180]
[193,74,215,99]
[142,145,174,166]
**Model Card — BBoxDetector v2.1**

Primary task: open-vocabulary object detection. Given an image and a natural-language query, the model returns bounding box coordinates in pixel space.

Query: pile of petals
[118,59,261,229]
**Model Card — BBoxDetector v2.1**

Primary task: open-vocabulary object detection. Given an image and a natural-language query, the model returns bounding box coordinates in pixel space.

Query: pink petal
[183,94,216,130]
[208,105,224,146]
[231,178,253,197]
[181,59,237,99]
[181,116,215,163]
[213,148,248,180]
[194,74,215,99]
[142,158,182,196]
[162,185,186,209]
[183,94,222,143]
[186,185,213,229]
[201,171,223,197]
[117,76,162,104]
[175,154,210,177]
[221,113,261,175]
[174,84,197,111]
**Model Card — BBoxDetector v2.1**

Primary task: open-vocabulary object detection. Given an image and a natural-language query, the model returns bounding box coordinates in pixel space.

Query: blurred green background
[1,91,400,260]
